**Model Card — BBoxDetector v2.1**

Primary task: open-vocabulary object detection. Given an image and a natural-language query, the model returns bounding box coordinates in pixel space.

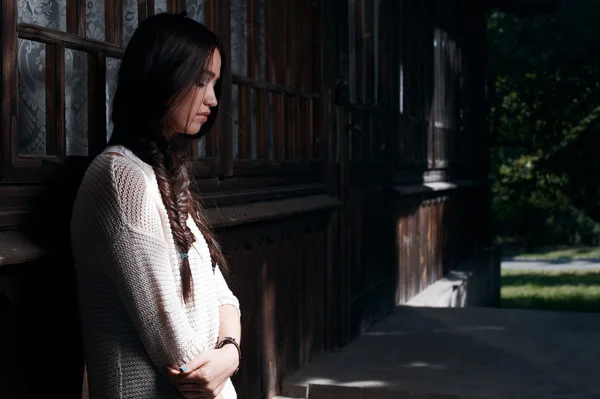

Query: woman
[70,13,241,399]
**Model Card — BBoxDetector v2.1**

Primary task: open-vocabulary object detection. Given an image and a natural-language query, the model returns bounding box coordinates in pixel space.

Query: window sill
[0,194,341,267]
[206,194,341,228]
[0,230,44,268]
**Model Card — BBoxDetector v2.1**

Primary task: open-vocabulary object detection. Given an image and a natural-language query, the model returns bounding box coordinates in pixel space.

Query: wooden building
[0,0,494,398]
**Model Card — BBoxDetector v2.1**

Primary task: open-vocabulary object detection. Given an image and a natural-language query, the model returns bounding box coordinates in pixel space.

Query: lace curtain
[17,38,46,155]
[86,0,105,41]
[18,0,66,31]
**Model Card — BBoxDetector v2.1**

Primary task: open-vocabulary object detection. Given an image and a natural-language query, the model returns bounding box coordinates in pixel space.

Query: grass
[502,245,600,261]
[501,269,600,312]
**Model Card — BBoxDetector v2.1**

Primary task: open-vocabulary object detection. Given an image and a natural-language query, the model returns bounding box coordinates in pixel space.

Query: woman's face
[166,49,221,135]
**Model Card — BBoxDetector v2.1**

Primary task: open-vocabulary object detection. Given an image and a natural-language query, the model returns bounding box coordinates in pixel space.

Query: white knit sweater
[71,145,240,399]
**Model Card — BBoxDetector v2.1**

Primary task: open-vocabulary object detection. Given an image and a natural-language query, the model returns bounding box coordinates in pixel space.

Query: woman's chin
[184,123,203,135]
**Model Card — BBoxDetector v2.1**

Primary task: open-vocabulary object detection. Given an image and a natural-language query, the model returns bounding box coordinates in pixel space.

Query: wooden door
[333,0,397,342]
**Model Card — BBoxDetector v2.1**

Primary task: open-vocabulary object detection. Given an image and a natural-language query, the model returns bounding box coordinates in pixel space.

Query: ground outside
[278,306,600,399]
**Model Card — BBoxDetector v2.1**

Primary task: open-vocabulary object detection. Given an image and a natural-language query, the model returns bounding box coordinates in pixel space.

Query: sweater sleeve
[102,157,205,371]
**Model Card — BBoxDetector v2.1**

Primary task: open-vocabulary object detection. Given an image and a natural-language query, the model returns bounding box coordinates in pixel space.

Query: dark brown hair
[108,12,226,302]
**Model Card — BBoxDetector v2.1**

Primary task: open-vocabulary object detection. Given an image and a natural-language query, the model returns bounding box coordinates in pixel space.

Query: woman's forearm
[218,304,242,375]
[218,304,241,343]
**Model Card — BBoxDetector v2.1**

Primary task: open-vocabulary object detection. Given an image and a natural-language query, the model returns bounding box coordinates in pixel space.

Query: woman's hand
[167,346,239,399]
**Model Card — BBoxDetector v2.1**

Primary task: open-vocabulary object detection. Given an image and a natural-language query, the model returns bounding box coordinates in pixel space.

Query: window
[225,0,324,174]
[395,0,463,171]
[340,0,386,162]
[2,0,326,184]
[2,0,153,180]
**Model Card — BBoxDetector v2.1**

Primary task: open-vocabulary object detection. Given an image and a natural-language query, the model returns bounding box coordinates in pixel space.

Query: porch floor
[280,306,600,399]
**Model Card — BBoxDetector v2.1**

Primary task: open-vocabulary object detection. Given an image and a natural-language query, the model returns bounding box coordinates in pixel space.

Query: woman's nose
[204,95,218,107]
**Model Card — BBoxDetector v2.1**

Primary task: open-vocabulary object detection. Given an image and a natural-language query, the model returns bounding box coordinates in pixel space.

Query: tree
[488,0,600,247]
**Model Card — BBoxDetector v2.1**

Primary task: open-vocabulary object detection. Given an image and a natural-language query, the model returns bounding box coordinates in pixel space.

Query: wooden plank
[138,0,148,22]
[396,211,404,303]
[307,98,314,159]
[204,0,215,30]
[0,185,45,228]
[229,158,322,177]
[198,182,326,206]
[293,95,300,160]
[420,203,428,292]
[292,0,301,89]
[325,210,339,349]
[147,0,155,16]
[265,0,274,83]
[105,0,117,45]
[167,0,178,13]
[0,231,45,267]
[228,249,260,398]
[272,92,284,160]
[281,0,289,86]
[256,89,267,159]
[298,97,306,159]
[232,75,319,98]
[204,194,341,228]
[314,224,326,352]
[15,28,123,56]
[338,105,350,345]
[284,94,293,160]
[237,85,251,159]
[67,0,86,36]
[1,0,17,174]
[194,173,317,193]
[305,0,314,91]
[364,0,374,103]
[354,0,364,104]
[261,252,278,399]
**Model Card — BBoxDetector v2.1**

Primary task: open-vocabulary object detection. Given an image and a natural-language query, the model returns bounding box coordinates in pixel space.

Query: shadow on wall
[4,160,88,398]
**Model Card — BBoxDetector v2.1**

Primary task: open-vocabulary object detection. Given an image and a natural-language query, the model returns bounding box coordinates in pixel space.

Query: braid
[136,139,196,302]
[134,137,228,302]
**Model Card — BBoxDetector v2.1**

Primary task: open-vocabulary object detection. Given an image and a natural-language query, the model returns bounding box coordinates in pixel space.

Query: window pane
[198,136,206,157]
[230,0,247,76]
[65,49,88,156]
[185,0,204,22]
[18,39,47,155]
[86,0,106,41]
[155,0,168,14]
[106,57,121,141]
[123,0,138,47]
[18,0,66,31]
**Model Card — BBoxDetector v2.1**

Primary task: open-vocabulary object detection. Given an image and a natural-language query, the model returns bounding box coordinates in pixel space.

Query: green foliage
[488,2,600,247]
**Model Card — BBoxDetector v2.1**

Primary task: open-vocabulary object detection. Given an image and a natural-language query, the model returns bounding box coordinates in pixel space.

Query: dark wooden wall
[0,0,492,398]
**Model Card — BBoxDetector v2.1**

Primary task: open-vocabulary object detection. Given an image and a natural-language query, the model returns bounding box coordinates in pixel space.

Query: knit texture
[71,145,240,398]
